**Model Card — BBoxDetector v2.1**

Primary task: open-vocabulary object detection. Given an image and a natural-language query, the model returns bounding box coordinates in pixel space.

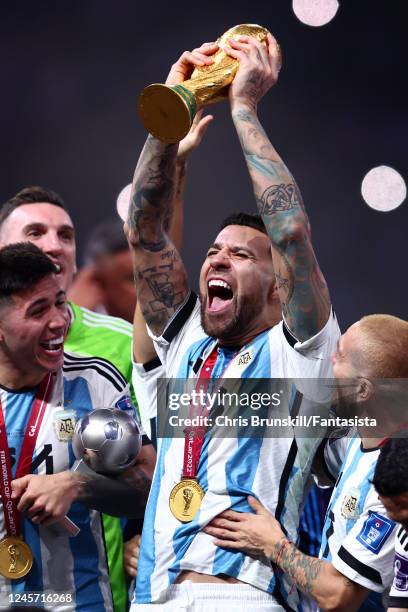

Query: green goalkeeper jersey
[66,301,135,612]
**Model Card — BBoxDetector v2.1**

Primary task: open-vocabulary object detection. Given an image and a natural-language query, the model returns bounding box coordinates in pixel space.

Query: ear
[268,278,280,302]
[356,377,375,403]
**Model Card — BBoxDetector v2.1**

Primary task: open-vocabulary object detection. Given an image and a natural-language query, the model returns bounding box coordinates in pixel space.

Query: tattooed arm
[127,44,217,338]
[205,496,369,611]
[225,34,331,341]
[132,110,213,361]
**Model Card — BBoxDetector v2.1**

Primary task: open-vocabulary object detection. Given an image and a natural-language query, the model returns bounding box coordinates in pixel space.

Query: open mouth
[40,336,64,355]
[207,279,234,313]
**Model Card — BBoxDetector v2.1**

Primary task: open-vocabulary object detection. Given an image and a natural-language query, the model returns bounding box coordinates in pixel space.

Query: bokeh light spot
[116,183,132,221]
[292,0,339,27]
[361,166,406,212]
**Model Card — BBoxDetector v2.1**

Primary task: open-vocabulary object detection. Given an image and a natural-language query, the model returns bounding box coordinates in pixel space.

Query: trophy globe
[72,408,142,475]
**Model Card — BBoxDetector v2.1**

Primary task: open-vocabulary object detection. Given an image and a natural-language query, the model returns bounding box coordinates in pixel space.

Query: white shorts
[130,581,284,611]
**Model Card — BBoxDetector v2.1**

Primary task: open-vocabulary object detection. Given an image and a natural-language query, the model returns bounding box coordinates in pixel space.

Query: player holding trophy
[128,25,339,611]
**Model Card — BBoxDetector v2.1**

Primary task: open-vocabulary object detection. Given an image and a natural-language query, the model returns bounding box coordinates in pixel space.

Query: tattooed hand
[165,42,218,87]
[225,33,281,113]
[204,495,285,560]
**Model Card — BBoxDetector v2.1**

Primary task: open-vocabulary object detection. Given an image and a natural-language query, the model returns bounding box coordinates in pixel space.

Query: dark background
[1,0,407,330]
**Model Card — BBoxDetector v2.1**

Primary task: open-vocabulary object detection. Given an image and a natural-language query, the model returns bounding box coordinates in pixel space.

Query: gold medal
[169,479,204,522]
[0,536,33,579]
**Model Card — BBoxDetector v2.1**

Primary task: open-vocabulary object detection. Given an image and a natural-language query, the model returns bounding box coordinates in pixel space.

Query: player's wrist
[272,537,292,565]
[230,99,258,117]
[67,470,88,502]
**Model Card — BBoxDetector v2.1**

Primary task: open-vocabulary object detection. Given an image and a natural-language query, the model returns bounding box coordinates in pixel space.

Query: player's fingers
[195,114,213,138]
[227,38,251,53]
[193,42,218,56]
[212,538,242,549]
[179,50,208,67]
[248,495,266,515]
[26,500,47,519]
[204,525,240,540]
[126,566,137,578]
[237,35,266,55]
[35,512,55,526]
[209,517,239,530]
[16,491,35,513]
[190,108,204,128]
[267,33,282,73]
[217,509,243,522]
[190,51,214,65]
[126,555,139,570]
[237,36,270,70]
[11,476,29,499]
[223,45,247,62]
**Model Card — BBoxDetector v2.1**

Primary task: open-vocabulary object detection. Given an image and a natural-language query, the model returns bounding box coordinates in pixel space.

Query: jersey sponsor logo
[394,552,408,591]
[356,511,395,553]
[53,410,76,441]
[341,487,360,519]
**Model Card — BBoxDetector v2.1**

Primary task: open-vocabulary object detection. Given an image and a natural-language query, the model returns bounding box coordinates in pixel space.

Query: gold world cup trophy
[138,24,272,143]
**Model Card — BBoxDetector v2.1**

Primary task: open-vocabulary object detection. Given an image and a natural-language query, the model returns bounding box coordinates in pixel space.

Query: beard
[333,380,360,419]
[199,292,264,343]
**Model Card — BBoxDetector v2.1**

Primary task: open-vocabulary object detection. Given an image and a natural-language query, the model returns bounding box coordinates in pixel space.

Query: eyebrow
[26,290,66,313]
[23,222,75,233]
[207,243,255,256]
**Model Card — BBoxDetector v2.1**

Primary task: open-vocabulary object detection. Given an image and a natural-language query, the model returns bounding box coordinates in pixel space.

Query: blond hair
[355,314,408,378]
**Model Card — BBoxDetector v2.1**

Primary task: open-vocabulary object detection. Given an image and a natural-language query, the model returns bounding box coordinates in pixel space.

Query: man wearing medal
[127,30,340,610]
[0,243,155,610]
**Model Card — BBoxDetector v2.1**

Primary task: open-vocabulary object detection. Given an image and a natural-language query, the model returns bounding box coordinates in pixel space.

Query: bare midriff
[175,570,242,584]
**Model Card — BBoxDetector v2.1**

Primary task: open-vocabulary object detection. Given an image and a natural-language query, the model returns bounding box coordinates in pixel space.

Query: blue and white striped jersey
[0,352,133,612]
[133,293,340,610]
[320,436,397,593]
[389,526,408,608]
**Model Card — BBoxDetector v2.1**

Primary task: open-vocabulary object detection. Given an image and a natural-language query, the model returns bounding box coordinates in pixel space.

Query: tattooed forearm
[258,183,302,215]
[232,110,305,218]
[136,256,187,332]
[272,540,359,608]
[160,248,177,261]
[275,540,323,595]
[272,242,294,319]
[175,160,187,199]
[128,136,178,252]
[128,136,190,336]
[232,106,330,340]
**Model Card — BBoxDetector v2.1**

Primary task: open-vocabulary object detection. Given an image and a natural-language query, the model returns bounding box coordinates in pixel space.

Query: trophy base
[138,84,196,144]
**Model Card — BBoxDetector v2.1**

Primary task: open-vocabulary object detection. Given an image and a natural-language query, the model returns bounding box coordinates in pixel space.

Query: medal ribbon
[0,373,54,536]
[182,347,220,479]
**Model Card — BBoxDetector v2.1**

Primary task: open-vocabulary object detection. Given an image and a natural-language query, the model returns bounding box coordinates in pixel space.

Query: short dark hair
[0,243,56,307]
[0,186,66,229]
[372,435,408,497]
[82,217,128,265]
[219,212,267,235]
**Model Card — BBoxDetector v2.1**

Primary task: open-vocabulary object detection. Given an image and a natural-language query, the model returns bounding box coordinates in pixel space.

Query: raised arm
[226,34,331,341]
[126,135,185,338]
[132,111,213,363]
